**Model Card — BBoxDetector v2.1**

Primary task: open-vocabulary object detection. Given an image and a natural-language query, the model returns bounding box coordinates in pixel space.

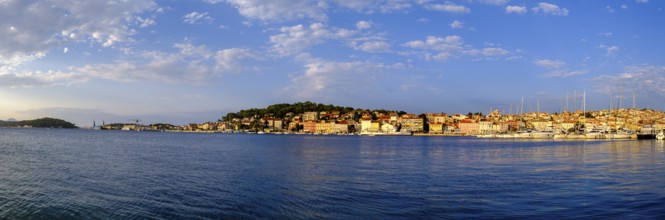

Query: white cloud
[531,2,569,16]
[605,6,614,13]
[621,4,629,9]
[356,20,373,30]
[404,36,513,61]
[404,36,465,51]
[270,23,355,56]
[351,40,391,53]
[0,0,158,79]
[534,59,587,78]
[426,2,471,13]
[0,52,38,68]
[183,11,214,24]
[334,0,415,13]
[476,0,508,5]
[600,32,613,37]
[334,0,378,12]
[75,43,257,84]
[546,69,588,78]
[136,16,156,28]
[283,56,404,99]
[214,48,257,72]
[593,65,665,96]
[63,47,69,54]
[598,44,620,57]
[465,48,510,57]
[0,70,88,88]
[534,59,565,69]
[505,5,527,14]
[450,20,464,29]
[222,0,327,22]
[636,0,649,3]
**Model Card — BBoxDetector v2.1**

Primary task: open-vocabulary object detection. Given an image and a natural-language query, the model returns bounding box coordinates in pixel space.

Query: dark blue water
[1,128,664,219]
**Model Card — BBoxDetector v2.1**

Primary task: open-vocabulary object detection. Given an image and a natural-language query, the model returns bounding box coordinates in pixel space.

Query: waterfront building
[531,120,553,131]
[381,123,397,133]
[334,121,349,134]
[315,121,333,134]
[303,121,316,133]
[492,122,509,133]
[458,119,479,135]
[400,114,424,132]
[479,120,493,134]
[427,113,449,124]
[360,113,372,132]
[303,111,319,121]
[389,112,399,124]
[370,121,381,132]
[429,122,444,134]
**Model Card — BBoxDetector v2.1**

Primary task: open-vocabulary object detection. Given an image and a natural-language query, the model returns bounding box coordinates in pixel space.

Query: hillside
[0,117,78,128]
[222,101,406,121]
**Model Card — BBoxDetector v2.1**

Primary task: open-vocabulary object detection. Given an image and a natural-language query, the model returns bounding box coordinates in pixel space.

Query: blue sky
[1,0,664,127]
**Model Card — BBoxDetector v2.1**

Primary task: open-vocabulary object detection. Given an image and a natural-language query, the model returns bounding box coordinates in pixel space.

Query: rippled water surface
[1,128,665,219]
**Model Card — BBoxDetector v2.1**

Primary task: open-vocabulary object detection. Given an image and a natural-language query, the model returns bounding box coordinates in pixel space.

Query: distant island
[0,117,78,129]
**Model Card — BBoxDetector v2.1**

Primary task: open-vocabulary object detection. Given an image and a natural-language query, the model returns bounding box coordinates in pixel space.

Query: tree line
[0,117,77,128]
[221,101,407,121]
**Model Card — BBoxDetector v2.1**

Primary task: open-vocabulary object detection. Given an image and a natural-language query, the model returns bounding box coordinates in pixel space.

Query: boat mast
[565,92,569,112]
[583,90,586,124]
[632,91,636,109]
[520,96,524,115]
[574,90,578,113]
[619,88,622,110]
[609,91,613,112]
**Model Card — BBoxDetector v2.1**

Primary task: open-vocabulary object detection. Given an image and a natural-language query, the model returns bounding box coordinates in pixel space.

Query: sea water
[1,128,664,219]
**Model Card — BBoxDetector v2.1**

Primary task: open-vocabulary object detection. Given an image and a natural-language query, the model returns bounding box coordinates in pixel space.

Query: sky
[1,0,664,127]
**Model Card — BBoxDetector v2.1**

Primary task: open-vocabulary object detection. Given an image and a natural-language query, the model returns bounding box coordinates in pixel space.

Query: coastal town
[98,102,665,140]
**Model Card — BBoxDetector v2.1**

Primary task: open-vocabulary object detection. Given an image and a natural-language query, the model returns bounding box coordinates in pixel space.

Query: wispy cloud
[426,2,471,13]
[403,35,513,61]
[450,20,464,29]
[0,0,158,74]
[356,20,373,30]
[476,0,508,5]
[593,65,665,95]
[0,70,88,88]
[505,5,527,14]
[75,43,258,84]
[534,59,587,78]
[182,11,214,24]
[269,23,355,56]
[598,44,620,57]
[532,2,569,16]
[283,55,407,100]
[534,59,565,69]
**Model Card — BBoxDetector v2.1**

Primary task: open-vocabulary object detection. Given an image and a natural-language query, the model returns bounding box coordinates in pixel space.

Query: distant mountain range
[0,117,77,128]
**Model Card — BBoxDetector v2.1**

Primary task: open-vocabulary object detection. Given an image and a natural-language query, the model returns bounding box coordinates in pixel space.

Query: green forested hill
[221,101,406,121]
[0,117,78,128]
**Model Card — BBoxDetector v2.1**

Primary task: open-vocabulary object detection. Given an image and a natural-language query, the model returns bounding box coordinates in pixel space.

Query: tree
[419,114,429,133]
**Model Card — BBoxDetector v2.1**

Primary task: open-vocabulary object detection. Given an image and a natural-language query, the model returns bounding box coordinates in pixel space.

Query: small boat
[657,131,665,140]
[476,134,496,138]
[530,130,554,139]
[585,129,607,139]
